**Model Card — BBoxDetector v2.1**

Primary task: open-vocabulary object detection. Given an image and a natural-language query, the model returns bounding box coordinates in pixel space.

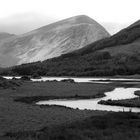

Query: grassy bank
[99,98,140,108]
[1,78,140,140]
[14,94,105,104]
[0,80,114,140]
[12,81,115,104]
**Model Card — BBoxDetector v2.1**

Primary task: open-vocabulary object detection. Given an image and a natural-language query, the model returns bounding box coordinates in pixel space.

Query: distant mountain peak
[0,15,110,67]
[65,15,97,23]
[32,15,109,35]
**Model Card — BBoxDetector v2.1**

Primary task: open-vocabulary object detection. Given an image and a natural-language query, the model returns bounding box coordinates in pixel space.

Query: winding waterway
[37,87,140,112]
[3,76,140,112]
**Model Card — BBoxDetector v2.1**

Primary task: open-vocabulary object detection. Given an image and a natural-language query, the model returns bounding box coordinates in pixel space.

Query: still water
[3,76,140,112]
[3,76,140,83]
[37,87,140,112]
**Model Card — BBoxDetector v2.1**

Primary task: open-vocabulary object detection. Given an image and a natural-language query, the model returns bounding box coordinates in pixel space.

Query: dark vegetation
[60,79,75,83]
[99,98,140,108]
[0,76,22,89]
[2,51,140,77]
[1,24,140,76]
[31,73,41,79]
[20,75,31,81]
[4,112,140,140]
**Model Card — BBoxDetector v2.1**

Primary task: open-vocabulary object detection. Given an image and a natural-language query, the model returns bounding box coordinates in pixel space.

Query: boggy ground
[0,80,115,140]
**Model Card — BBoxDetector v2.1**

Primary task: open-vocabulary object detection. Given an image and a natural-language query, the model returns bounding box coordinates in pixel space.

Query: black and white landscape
[0,15,110,67]
[0,0,140,140]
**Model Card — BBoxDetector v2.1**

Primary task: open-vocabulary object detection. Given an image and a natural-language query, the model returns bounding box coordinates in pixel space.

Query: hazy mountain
[0,15,110,67]
[3,19,140,76]
[0,32,15,40]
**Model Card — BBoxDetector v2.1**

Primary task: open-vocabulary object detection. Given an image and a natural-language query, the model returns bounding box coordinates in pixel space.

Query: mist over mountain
[0,15,110,67]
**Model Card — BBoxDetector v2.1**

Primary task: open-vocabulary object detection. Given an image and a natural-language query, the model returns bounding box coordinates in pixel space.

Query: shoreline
[3,74,140,79]
[98,90,140,108]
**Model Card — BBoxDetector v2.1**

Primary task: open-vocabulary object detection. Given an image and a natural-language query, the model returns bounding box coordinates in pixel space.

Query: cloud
[0,13,57,34]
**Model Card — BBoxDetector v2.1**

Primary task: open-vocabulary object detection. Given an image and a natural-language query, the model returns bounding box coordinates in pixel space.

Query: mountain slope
[2,19,140,76]
[68,21,140,56]
[0,15,110,67]
[0,32,15,40]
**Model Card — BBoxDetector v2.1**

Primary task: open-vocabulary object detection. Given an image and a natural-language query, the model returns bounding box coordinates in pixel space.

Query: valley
[0,14,140,140]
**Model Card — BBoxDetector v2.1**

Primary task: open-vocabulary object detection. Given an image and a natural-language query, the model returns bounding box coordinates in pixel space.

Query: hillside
[0,15,110,67]
[0,33,15,41]
[2,19,140,76]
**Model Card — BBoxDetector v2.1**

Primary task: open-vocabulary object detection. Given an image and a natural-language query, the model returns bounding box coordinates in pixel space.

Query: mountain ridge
[0,15,110,67]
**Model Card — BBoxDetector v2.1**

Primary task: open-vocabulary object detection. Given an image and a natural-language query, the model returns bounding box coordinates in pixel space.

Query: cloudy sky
[0,0,140,35]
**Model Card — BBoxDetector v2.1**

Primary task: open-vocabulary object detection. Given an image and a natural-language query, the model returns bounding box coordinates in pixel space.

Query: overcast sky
[0,0,139,35]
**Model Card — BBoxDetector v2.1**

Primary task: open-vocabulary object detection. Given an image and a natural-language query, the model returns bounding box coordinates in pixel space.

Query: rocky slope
[0,15,110,67]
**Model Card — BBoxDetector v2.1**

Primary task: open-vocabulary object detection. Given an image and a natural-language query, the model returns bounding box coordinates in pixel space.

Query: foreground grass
[0,80,114,140]
[4,112,140,140]
[1,79,140,140]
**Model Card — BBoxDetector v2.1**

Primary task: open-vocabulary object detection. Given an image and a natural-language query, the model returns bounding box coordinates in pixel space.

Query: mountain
[0,32,15,40]
[0,15,110,67]
[2,19,140,76]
